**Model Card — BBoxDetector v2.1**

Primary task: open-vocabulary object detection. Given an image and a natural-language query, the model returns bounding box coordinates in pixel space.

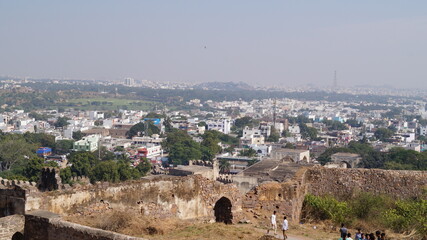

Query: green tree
[60,167,73,184]
[239,148,257,157]
[374,128,394,141]
[54,140,74,154]
[126,122,145,138]
[234,117,255,128]
[54,116,70,128]
[72,131,83,141]
[144,112,165,118]
[89,160,119,183]
[323,120,348,131]
[0,135,38,171]
[299,123,318,140]
[163,130,202,165]
[219,159,231,173]
[136,157,152,176]
[94,119,103,126]
[117,160,141,181]
[23,157,58,182]
[201,130,222,162]
[345,119,362,128]
[69,152,98,177]
[267,126,280,142]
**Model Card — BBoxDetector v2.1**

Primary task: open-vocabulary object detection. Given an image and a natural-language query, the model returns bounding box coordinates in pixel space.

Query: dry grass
[65,209,408,240]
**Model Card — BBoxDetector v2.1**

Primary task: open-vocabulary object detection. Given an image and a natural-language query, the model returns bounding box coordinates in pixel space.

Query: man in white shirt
[268,211,277,234]
[282,216,289,239]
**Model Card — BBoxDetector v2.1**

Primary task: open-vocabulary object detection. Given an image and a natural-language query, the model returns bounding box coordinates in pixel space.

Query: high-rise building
[124,77,135,86]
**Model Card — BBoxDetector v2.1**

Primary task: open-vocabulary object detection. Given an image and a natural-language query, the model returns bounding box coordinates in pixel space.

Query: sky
[1,1,427,88]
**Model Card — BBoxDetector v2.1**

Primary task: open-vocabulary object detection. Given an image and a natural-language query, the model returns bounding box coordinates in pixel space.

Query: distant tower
[273,99,277,127]
[333,71,338,89]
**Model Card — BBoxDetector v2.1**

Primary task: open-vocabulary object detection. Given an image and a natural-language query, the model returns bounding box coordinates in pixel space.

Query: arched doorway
[341,161,352,168]
[214,197,233,224]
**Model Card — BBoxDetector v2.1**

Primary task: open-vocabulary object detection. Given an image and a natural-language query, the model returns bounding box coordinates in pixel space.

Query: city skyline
[1,1,427,89]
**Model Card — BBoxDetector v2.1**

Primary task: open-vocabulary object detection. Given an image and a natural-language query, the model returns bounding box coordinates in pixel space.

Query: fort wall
[23,211,146,240]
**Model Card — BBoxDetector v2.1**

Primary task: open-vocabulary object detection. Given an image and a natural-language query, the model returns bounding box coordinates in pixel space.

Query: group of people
[340,224,387,240]
[267,211,289,239]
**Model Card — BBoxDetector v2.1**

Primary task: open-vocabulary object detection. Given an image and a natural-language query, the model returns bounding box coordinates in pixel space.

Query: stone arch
[341,161,351,168]
[214,196,233,224]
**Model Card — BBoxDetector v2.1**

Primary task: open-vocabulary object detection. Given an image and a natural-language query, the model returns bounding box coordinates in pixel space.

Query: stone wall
[242,166,427,223]
[23,211,145,240]
[25,175,242,221]
[0,186,27,218]
[306,166,427,199]
[0,215,24,240]
[242,167,309,222]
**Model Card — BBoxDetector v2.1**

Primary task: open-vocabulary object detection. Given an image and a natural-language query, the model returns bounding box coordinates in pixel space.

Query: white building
[420,126,427,136]
[241,127,265,145]
[288,125,300,134]
[89,111,104,120]
[124,77,135,86]
[206,119,231,134]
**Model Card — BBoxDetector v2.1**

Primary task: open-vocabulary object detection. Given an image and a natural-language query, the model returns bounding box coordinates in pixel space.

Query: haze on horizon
[1,1,427,89]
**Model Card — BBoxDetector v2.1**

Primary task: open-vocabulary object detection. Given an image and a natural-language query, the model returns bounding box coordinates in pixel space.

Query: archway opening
[214,197,233,224]
[341,161,352,168]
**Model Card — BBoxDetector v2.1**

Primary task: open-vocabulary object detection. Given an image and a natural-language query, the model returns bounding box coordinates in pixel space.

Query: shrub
[383,199,427,238]
[303,194,352,225]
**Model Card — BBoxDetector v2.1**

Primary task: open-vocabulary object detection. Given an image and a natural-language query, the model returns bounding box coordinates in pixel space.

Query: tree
[323,120,348,131]
[126,122,145,138]
[60,167,73,184]
[239,148,257,157]
[163,130,202,165]
[234,117,254,129]
[72,131,83,141]
[69,152,98,177]
[23,157,58,182]
[23,132,56,148]
[54,140,74,154]
[94,119,103,126]
[117,160,141,181]
[219,159,231,173]
[201,130,222,162]
[89,160,119,183]
[345,119,362,128]
[136,157,152,176]
[299,123,318,140]
[247,158,258,167]
[54,116,70,128]
[144,112,165,118]
[0,135,38,171]
[374,128,394,141]
[267,126,280,142]
[284,143,296,149]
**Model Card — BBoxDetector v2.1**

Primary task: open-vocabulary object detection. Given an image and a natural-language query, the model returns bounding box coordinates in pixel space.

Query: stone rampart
[24,175,241,220]
[242,166,427,223]
[306,166,427,199]
[23,211,146,240]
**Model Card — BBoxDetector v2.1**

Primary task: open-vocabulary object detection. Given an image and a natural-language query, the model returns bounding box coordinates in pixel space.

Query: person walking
[267,211,277,235]
[340,223,348,240]
[282,216,289,240]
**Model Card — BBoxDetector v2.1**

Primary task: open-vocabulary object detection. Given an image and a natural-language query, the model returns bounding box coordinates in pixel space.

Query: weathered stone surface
[0,215,24,240]
[306,167,427,199]
[23,211,146,240]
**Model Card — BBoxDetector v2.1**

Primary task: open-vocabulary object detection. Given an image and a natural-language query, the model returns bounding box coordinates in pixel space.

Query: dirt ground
[64,207,406,240]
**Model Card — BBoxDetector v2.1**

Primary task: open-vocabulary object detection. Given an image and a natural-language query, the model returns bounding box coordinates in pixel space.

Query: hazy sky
[1,1,427,88]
